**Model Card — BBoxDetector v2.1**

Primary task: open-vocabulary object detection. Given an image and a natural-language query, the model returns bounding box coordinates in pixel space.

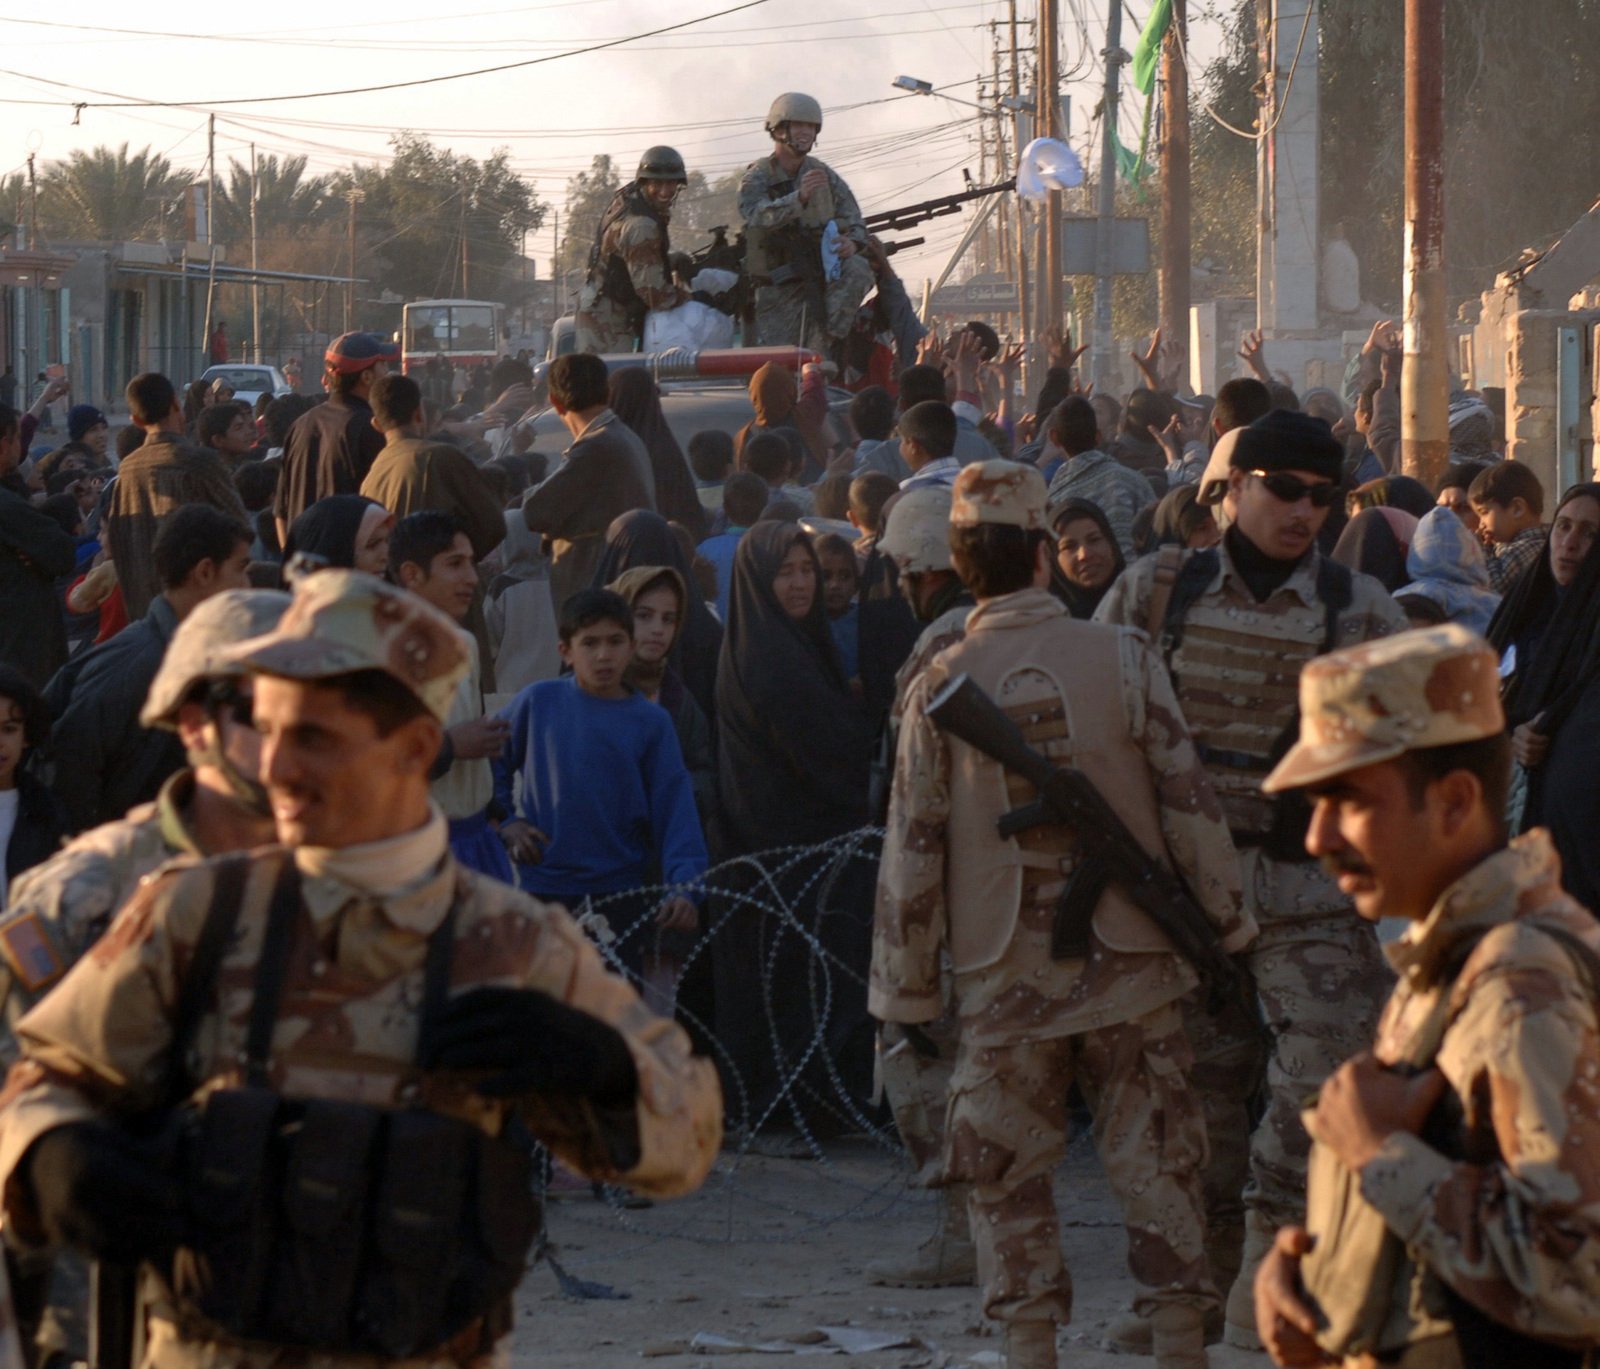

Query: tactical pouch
[177,1088,280,1332]
[265,1099,381,1344]
[358,1110,472,1358]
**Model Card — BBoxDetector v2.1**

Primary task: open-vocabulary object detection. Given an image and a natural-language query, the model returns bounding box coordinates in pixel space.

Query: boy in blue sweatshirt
[493,588,706,973]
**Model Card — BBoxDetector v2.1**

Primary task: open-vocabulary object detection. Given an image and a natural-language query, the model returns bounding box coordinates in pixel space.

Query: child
[689,430,735,531]
[0,667,67,904]
[848,386,909,482]
[847,472,899,553]
[813,532,861,685]
[389,511,514,882]
[698,472,768,619]
[492,588,707,983]
[1468,461,1547,593]
[744,431,813,514]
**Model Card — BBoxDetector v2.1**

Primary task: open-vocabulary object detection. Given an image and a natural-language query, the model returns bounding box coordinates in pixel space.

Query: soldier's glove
[422,986,640,1104]
[21,1120,185,1263]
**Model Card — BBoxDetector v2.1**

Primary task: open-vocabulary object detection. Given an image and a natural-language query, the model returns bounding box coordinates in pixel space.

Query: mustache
[1321,852,1373,880]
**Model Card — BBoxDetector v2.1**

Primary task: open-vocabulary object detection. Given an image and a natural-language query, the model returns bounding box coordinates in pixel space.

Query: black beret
[1230,408,1343,483]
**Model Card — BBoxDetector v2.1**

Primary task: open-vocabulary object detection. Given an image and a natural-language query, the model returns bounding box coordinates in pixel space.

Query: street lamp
[892,76,1032,117]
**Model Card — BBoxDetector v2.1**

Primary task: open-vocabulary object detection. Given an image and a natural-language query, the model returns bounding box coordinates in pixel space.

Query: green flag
[1131,0,1172,96]
[1112,93,1155,201]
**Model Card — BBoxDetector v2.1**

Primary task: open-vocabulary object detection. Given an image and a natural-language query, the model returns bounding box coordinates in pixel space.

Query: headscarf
[1448,395,1497,463]
[607,564,686,697]
[1047,498,1126,620]
[1398,505,1500,635]
[282,495,387,571]
[712,521,870,854]
[591,509,722,720]
[1491,482,1600,731]
[607,369,705,537]
[1331,506,1419,592]
[748,361,796,426]
[1348,475,1434,520]
[1149,484,1215,550]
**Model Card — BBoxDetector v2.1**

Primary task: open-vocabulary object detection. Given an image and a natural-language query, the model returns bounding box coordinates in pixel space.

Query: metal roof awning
[115,262,367,286]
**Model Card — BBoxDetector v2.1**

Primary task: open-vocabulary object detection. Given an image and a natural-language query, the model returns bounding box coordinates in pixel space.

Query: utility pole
[25,153,37,250]
[200,113,217,378]
[250,143,261,362]
[344,189,363,330]
[1158,0,1191,386]
[1092,1,1124,389]
[1037,0,1062,336]
[459,182,471,296]
[1008,0,1031,385]
[1402,0,1448,487]
[992,34,1013,282]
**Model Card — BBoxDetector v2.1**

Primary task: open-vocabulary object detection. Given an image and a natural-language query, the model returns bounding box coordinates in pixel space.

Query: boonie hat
[1262,624,1504,794]
[950,459,1048,531]
[1195,428,1243,507]
[224,570,469,722]
[142,589,292,729]
[325,331,401,375]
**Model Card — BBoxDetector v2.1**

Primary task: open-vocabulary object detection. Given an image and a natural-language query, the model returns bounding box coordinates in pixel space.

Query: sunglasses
[1248,470,1340,508]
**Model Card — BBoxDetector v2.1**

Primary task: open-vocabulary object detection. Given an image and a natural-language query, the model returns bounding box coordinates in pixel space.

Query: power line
[0,0,776,109]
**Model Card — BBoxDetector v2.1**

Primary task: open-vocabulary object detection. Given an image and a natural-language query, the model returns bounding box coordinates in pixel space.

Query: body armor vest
[585,185,671,332]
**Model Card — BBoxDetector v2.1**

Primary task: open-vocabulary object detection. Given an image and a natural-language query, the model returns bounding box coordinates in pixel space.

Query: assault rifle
[924,673,1248,1015]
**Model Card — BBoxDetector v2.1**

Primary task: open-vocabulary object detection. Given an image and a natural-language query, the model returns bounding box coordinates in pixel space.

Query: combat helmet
[880,486,956,575]
[141,589,293,730]
[766,92,824,138]
[637,146,688,183]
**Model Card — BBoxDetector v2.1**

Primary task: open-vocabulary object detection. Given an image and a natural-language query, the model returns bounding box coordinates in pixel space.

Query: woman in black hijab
[1487,482,1600,906]
[608,369,706,538]
[281,495,393,578]
[711,521,875,1128]
[1047,498,1126,619]
[592,509,723,721]
[1330,506,1419,593]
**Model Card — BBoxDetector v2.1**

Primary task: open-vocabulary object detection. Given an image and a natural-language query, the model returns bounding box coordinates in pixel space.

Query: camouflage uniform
[0,771,204,1068]
[1095,540,1409,1301]
[872,462,1253,1341]
[1261,628,1600,1361]
[738,154,874,352]
[574,186,687,354]
[0,572,723,1369]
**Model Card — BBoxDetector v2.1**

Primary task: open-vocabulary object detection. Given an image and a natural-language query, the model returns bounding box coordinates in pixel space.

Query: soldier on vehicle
[738,93,874,355]
[872,460,1253,1369]
[575,147,693,355]
[0,571,721,1369]
[1253,626,1600,1368]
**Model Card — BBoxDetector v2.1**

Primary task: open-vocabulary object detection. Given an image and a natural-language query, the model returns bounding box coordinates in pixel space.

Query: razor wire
[520,825,948,1254]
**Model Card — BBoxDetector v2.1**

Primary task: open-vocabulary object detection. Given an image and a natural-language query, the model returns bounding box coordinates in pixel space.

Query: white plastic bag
[644,299,735,352]
[689,267,739,295]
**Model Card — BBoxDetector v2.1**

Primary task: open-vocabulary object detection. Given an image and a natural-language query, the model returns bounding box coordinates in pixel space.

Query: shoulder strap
[166,853,255,1102]
[1525,918,1600,1011]
[1314,555,1355,652]
[241,858,305,1088]
[415,902,459,1069]
[1144,545,1185,641]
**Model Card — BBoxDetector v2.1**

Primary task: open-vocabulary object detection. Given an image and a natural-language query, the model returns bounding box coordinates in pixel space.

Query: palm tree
[36,143,187,244]
[213,153,333,249]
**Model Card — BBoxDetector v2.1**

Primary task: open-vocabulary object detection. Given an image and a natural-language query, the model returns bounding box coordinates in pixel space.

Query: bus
[400,299,505,374]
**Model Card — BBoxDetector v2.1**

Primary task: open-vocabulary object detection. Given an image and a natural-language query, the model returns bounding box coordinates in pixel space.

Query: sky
[0,0,1232,289]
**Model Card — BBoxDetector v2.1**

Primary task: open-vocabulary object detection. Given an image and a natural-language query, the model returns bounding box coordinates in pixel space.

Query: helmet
[636,145,688,183]
[766,92,824,137]
[880,487,956,575]
[141,589,292,730]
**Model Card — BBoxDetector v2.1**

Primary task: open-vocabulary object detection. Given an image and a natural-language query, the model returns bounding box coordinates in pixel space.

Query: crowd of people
[0,301,1595,1369]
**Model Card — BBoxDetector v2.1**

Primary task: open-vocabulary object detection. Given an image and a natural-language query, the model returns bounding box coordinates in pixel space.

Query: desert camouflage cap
[950,459,1048,531]
[881,485,955,574]
[1262,623,1504,793]
[141,589,293,729]
[223,570,470,722]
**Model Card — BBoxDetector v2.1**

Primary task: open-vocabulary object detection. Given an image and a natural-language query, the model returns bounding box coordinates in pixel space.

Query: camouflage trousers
[753,254,874,352]
[1190,852,1391,1244]
[879,1011,959,1186]
[574,293,639,355]
[944,1000,1214,1326]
